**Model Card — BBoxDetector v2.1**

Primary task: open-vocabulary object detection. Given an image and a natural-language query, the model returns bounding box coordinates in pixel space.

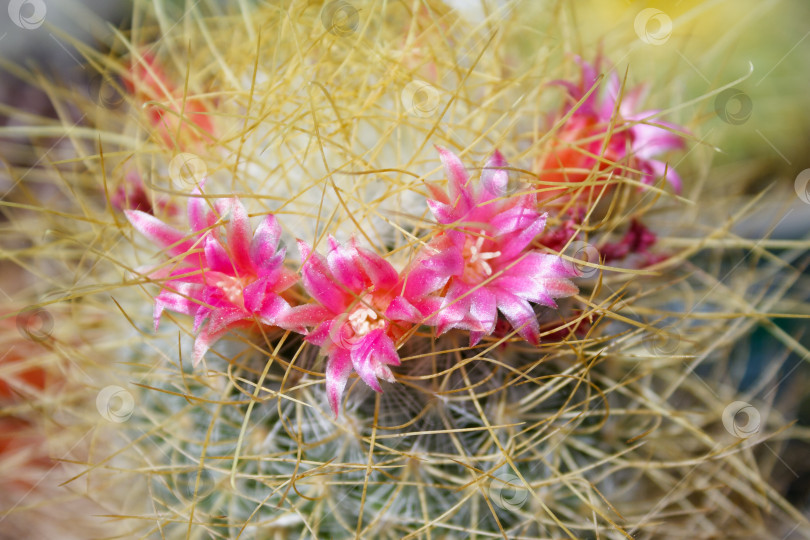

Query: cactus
[2,1,809,539]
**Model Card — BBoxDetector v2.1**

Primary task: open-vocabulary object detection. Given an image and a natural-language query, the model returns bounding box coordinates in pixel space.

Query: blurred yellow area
[565,0,810,191]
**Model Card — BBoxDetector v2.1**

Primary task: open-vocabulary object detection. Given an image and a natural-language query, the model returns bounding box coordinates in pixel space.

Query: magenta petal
[480,149,509,198]
[403,234,464,299]
[436,146,473,216]
[126,209,194,256]
[492,210,547,261]
[408,296,443,325]
[492,275,557,307]
[351,329,400,392]
[187,186,210,232]
[326,236,366,292]
[242,276,268,313]
[326,348,353,417]
[227,199,253,272]
[154,283,202,330]
[192,324,231,366]
[495,290,540,345]
[469,331,484,346]
[283,304,333,328]
[468,287,497,336]
[353,240,399,290]
[204,235,234,274]
[436,281,473,335]
[250,214,282,268]
[385,296,423,323]
[275,268,298,293]
[306,320,334,347]
[631,120,685,160]
[205,307,250,335]
[299,243,350,313]
[426,199,456,225]
[258,295,290,327]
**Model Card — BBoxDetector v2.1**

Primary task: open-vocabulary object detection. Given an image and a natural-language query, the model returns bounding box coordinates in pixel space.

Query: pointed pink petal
[251,214,282,268]
[426,199,457,225]
[258,295,290,326]
[495,290,540,345]
[187,184,210,232]
[385,296,423,323]
[630,118,686,159]
[242,277,268,313]
[480,149,509,198]
[353,240,398,290]
[469,331,485,346]
[282,304,333,328]
[300,244,350,314]
[402,234,464,299]
[204,235,234,274]
[436,281,473,335]
[192,315,245,366]
[351,328,400,392]
[326,348,354,417]
[426,182,450,205]
[326,236,366,292]
[492,210,547,261]
[227,199,253,272]
[153,283,202,330]
[306,320,334,347]
[274,268,299,293]
[436,146,473,216]
[126,209,194,256]
[468,287,497,336]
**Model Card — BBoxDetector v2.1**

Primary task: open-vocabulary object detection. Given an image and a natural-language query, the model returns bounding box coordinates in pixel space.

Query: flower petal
[126,209,194,256]
[468,286,497,337]
[227,199,253,272]
[492,210,547,261]
[353,239,399,291]
[326,236,366,292]
[480,149,509,198]
[435,146,473,219]
[153,283,202,330]
[299,241,350,313]
[326,348,354,417]
[495,289,540,345]
[258,295,291,327]
[283,304,333,328]
[251,214,282,268]
[204,235,234,274]
[351,328,400,392]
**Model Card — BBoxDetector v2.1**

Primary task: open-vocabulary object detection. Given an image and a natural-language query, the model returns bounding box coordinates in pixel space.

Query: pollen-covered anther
[347,303,386,337]
[462,233,501,281]
[215,275,249,307]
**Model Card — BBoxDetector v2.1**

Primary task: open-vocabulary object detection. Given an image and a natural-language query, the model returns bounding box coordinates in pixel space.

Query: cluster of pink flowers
[126,148,580,416]
[537,56,686,202]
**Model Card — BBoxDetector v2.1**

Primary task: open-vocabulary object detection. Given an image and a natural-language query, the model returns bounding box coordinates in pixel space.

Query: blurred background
[0,0,808,533]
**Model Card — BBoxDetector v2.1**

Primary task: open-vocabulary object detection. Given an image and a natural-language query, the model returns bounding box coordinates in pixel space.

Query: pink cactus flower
[388,147,579,345]
[537,56,686,201]
[125,191,298,364]
[284,237,405,417]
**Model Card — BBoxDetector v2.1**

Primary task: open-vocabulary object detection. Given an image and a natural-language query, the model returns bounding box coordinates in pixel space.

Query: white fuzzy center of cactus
[462,233,501,281]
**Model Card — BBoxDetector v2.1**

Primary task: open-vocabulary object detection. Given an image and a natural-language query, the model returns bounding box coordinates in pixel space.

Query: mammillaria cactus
[1,1,809,539]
